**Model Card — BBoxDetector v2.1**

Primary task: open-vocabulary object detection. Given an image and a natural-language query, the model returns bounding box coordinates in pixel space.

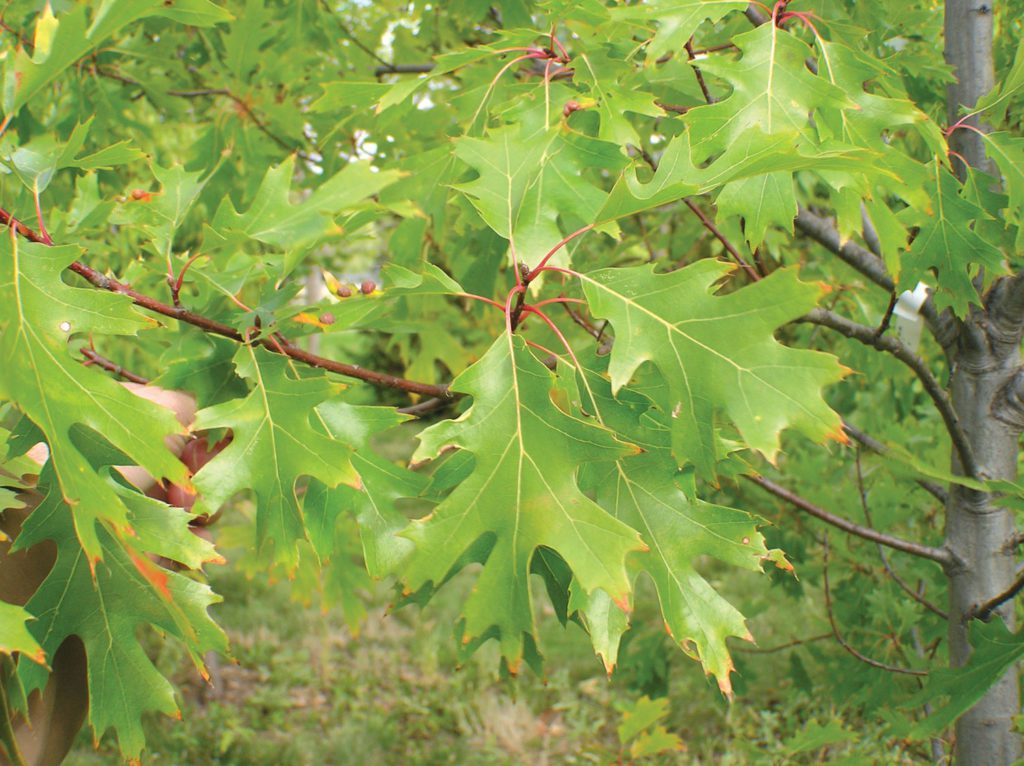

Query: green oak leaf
[975,38,1024,123]
[115,163,210,259]
[191,347,359,569]
[314,401,429,578]
[3,1,228,117]
[0,237,187,561]
[684,24,854,160]
[573,49,662,147]
[901,618,1024,739]
[580,261,847,478]
[0,603,45,666]
[454,122,625,269]
[221,0,275,80]
[984,132,1024,249]
[598,129,878,223]
[209,155,401,276]
[715,171,796,248]
[571,366,785,691]
[14,478,226,762]
[900,162,1006,315]
[608,0,747,63]
[1,119,143,195]
[401,333,646,669]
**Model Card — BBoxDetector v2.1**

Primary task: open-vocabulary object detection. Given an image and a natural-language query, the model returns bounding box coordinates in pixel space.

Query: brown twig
[970,569,1024,622]
[683,198,760,282]
[635,148,759,281]
[734,632,832,654]
[685,39,717,105]
[561,301,602,340]
[801,307,978,480]
[842,421,948,504]
[0,208,450,399]
[744,474,953,566]
[854,451,948,619]
[822,533,929,676]
[80,348,150,385]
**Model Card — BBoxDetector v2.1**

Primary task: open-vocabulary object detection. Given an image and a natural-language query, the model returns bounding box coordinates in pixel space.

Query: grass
[64,553,932,765]
[64,428,936,765]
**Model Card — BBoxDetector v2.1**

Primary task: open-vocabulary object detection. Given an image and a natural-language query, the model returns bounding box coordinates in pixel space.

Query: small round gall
[319,312,336,326]
[360,280,376,295]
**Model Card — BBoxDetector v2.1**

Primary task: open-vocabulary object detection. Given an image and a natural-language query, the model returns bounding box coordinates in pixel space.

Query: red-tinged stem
[523,304,583,372]
[32,187,52,246]
[550,30,569,62]
[683,199,760,281]
[949,121,988,139]
[526,224,595,281]
[531,296,586,309]
[543,58,554,125]
[505,284,526,336]
[0,208,47,243]
[947,148,970,168]
[532,264,582,279]
[456,292,506,311]
[171,252,204,308]
[780,11,823,39]
[525,339,561,359]
[494,46,542,54]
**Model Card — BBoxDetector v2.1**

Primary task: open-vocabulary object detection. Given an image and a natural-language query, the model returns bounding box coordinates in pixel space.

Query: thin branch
[683,199,760,281]
[684,39,716,105]
[801,307,978,480]
[854,451,948,619]
[0,208,450,399]
[397,397,455,417]
[794,208,956,350]
[822,533,929,676]
[744,474,953,565]
[374,63,435,77]
[970,568,1024,622]
[562,301,602,340]
[636,124,758,283]
[319,1,393,68]
[874,291,898,339]
[842,421,948,504]
[80,348,150,385]
[795,208,894,291]
[166,87,308,159]
[734,632,832,654]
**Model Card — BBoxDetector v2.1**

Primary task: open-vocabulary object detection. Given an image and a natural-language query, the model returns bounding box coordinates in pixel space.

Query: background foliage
[0,0,1022,763]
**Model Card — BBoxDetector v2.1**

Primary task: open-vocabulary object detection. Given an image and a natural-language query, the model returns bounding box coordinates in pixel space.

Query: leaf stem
[526,224,595,281]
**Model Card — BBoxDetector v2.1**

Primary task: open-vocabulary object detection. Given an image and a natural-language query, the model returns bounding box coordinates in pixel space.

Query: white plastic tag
[893,282,930,352]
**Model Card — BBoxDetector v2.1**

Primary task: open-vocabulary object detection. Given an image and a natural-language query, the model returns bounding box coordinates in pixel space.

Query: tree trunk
[946,324,1022,764]
[944,2,1021,763]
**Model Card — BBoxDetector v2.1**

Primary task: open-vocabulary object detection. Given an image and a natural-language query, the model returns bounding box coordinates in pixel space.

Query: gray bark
[944,3,1021,763]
